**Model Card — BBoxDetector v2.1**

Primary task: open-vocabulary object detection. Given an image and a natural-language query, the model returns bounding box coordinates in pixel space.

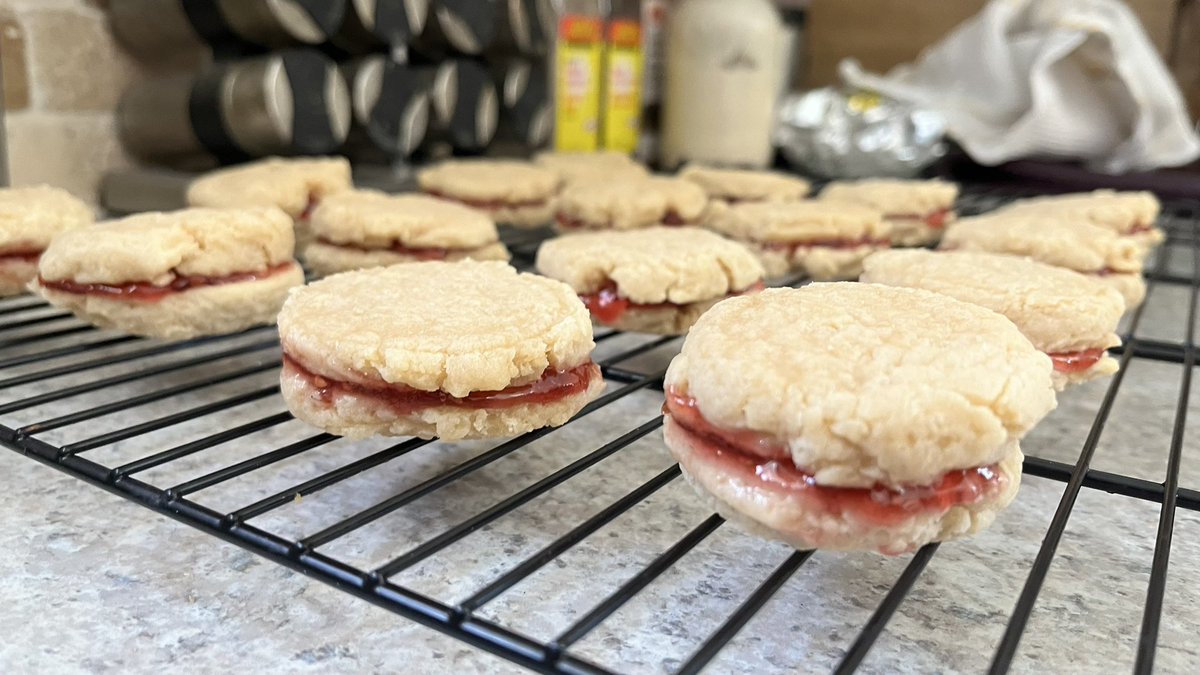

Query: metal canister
[415,0,501,57]
[118,49,351,164]
[329,0,432,53]
[493,58,550,149]
[426,59,499,152]
[342,55,431,160]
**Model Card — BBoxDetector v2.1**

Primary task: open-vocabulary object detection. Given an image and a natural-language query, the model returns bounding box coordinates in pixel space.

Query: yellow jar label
[601,19,643,154]
[555,16,604,152]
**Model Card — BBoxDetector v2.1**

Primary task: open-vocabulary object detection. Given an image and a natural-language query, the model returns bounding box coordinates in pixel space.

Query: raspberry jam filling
[581,281,765,325]
[884,208,952,229]
[38,262,296,303]
[425,189,547,211]
[299,194,320,222]
[1047,347,1107,373]
[660,210,695,226]
[556,211,696,230]
[283,353,599,412]
[761,236,890,256]
[665,389,1004,526]
[315,237,452,261]
[0,246,42,263]
[1128,223,1154,235]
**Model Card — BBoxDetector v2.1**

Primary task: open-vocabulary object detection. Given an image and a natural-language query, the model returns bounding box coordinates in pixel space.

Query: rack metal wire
[1,189,1196,673]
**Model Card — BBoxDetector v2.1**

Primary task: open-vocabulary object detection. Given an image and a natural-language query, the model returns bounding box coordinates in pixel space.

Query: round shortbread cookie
[999,190,1161,235]
[861,249,1124,354]
[38,207,297,285]
[535,227,763,305]
[34,266,304,340]
[679,165,810,203]
[417,159,560,203]
[278,261,596,397]
[706,200,887,244]
[819,179,958,215]
[0,185,94,297]
[312,190,499,249]
[186,157,353,219]
[665,284,1057,488]
[0,184,95,251]
[667,417,1024,554]
[535,151,649,184]
[941,215,1145,273]
[556,177,709,230]
[303,241,510,278]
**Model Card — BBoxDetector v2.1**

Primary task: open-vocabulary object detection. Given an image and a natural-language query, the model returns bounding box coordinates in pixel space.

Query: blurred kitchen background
[0,0,1197,210]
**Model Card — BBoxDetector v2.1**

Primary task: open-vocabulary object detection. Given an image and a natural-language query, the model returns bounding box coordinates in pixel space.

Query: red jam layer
[1128,223,1154,235]
[664,389,1003,526]
[1048,347,1107,373]
[581,281,764,325]
[299,194,320,222]
[0,246,41,263]
[761,236,890,256]
[556,212,697,230]
[284,353,599,412]
[425,189,547,210]
[885,208,952,229]
[316,237,449,261]
[38,262,296,303]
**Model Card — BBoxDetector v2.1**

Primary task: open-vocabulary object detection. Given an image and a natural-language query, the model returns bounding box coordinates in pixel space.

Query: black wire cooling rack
[1,189,1196,674]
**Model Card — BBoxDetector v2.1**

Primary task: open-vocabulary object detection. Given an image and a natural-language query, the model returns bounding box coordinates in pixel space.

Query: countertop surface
[4,232,1200,674]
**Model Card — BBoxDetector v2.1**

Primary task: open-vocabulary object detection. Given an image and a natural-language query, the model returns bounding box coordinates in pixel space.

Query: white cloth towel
[841,0,1200,173]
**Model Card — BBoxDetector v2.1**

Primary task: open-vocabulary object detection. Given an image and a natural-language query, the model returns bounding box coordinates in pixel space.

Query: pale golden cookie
[535,151,649,184]
[706,200,889,279]
[536,227,764,335]
[999,190,1164,248]
[0,185,94,297]
[556,177,708,231]
[277,261,603,439]
[186,157,353,219]
[680,165,810,203]
[304,190,510,276]
[861,249,1123,389]
[418,159,560,228]
[663,283,1055,553]
[820,179,958,247]
[32,207,303,340]
[941,214,1145,273]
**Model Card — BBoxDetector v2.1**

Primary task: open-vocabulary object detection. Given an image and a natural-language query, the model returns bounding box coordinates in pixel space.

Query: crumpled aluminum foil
[775,88,947,179]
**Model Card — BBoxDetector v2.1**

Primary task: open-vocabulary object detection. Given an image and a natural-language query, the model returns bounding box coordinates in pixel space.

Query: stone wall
[0,0,203,204]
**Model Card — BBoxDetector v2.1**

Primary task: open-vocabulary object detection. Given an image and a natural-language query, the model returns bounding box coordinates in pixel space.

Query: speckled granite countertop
[3,238,1200,674]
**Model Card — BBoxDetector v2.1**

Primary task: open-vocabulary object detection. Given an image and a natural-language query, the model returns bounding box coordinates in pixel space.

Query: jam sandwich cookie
[535,227,765,335]
[555,177,709,232]
[418,159,560,229]
[862,249,1124,390]
[819,178,958,247]
[277,261,605,440]
[303,191,510,277]
[186,157,353,247]
[534,151,649,185]
[32,207,304,340]
[706,200,890,279]
[680,165,810,205]
[663,283,1057,554]
[941,214,1147,309]
[997,190,1164,250]
[0,185,93,297]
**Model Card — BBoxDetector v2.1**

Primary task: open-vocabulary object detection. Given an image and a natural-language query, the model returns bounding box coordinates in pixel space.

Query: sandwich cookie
[663,283,1057,554]
[0,185,93,297]
[680,165,811,205]
[534,151,649,185]
[862,249,1124,390]
[278,261,605,440]
[706,200,889,279]
[941,214,1148,309]
[304,191,510,277]
[186,157,353,247]
[555,177,709,232]
[535,227,765,335]
[418,159,560,228]
[32,207,304,340]
[997,190,1164,250]
[819,178,958,247]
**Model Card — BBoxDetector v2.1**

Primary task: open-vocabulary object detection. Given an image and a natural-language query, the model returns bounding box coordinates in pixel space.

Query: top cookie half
[186,157,353,219]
